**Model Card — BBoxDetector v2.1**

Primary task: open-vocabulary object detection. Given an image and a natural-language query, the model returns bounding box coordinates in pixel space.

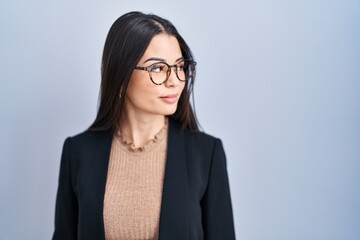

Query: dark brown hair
[88,11,199,132]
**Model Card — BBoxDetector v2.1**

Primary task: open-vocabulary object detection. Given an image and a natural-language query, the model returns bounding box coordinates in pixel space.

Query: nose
[165,67,180,87]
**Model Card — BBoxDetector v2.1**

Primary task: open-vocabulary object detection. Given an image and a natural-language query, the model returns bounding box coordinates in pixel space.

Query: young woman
[53,11,235,240]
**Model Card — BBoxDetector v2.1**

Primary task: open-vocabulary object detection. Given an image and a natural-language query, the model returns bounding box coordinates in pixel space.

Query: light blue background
[1,0,359,239]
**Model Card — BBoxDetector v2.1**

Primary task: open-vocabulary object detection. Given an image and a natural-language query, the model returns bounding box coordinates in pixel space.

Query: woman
[53,11,235,240]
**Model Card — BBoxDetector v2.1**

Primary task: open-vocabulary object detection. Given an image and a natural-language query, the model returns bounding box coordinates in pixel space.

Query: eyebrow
[143,56,184,64]
[143,57,165,64]
[175,57,185,62]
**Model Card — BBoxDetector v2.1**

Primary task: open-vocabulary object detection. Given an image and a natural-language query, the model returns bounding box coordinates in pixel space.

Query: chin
[157,105,178,116]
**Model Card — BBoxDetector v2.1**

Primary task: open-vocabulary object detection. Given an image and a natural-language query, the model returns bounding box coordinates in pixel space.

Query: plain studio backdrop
[1,0,359,239]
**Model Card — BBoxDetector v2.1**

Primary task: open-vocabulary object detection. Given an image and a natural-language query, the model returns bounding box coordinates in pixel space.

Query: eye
[176,63,186,71]
[150,64,166,73]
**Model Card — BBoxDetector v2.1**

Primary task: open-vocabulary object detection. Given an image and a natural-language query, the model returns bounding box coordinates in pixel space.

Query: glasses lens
[176,61,195,81]
[149,63,169,84]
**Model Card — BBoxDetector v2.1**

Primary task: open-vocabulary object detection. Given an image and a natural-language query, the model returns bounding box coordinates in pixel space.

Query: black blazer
[53,119,236,240]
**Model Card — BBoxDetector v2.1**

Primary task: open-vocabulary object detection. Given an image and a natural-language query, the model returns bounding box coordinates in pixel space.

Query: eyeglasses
[134,60,197,85]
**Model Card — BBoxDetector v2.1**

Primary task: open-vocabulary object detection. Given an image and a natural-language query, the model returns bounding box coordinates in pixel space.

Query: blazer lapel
[80,129,113,240]
[158,119,190,239]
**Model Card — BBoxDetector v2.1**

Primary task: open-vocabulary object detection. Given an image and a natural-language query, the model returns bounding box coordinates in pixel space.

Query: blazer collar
[92,118,190,239]
[158,118,190,239]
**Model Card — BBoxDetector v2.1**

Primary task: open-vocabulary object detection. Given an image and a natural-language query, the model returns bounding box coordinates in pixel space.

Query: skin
[120,33,185,147]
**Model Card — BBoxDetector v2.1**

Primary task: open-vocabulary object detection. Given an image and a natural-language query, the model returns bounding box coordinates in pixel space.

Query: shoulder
[63,129,114,153]
[60,129,114,175]
[68,129,113,141]
[170,118,223,150]
[184,129,221,147]
[180,129,225,162]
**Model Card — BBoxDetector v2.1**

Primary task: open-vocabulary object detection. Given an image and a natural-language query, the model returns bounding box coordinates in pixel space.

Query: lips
[159,94,179,104]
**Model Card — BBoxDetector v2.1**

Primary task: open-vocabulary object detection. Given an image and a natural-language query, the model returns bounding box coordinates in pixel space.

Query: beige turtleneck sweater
[103,122,168,240]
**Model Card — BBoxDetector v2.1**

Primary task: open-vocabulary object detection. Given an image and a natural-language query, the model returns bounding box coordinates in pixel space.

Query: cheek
[126,76,159,105]
[177,82,186,98]
[180,82,186,93]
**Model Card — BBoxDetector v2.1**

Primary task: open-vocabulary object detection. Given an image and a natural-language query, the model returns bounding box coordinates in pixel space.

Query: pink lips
[160,94,178,104]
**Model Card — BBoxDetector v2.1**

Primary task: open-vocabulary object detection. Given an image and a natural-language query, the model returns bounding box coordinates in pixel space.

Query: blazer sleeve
[201,138,236,240]
[53,137,78,240]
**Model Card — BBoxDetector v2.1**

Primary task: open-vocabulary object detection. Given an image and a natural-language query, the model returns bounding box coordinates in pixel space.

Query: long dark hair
[88,11,199,132]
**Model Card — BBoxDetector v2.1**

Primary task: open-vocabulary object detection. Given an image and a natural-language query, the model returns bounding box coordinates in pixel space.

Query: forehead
[139,34,182,63]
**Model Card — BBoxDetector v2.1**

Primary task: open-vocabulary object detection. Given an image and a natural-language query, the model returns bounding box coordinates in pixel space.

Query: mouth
[159,94,179,104]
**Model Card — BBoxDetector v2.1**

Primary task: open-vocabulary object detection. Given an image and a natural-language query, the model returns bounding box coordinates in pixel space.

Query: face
[124,34,186,118]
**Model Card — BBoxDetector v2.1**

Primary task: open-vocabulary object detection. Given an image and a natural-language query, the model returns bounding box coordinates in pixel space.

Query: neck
[119,113,166,148]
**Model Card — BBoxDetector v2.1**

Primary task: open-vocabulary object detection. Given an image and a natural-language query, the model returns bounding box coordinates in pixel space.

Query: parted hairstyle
[88,11,199,132]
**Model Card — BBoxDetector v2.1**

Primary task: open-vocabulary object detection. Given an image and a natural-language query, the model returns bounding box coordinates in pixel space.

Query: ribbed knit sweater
[103,122,168,240]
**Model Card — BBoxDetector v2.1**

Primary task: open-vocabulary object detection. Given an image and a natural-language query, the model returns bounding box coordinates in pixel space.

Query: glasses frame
[134,60,197,85]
